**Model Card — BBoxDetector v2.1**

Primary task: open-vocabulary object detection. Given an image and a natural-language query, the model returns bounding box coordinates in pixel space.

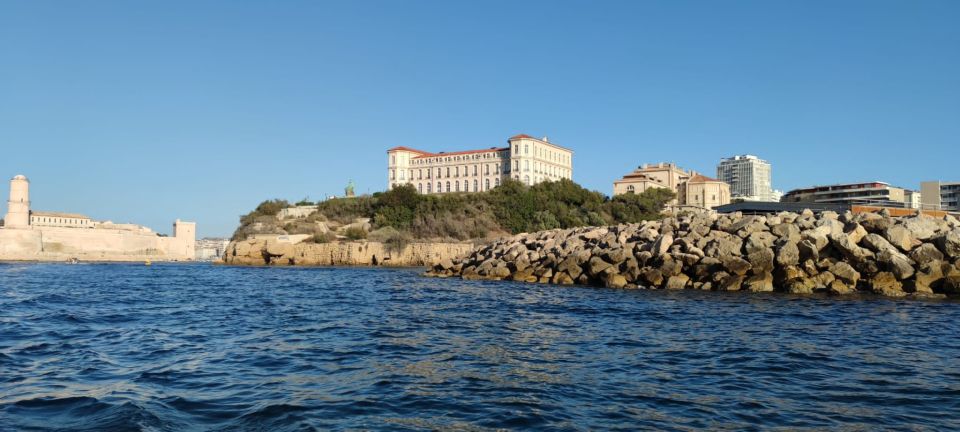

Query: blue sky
[1,1,958,237]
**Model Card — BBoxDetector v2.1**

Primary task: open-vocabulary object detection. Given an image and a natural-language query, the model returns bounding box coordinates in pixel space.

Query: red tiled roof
[688,174,722,183]
[412,147,509,159]
[386,146,432,154]
[509,134,534,140]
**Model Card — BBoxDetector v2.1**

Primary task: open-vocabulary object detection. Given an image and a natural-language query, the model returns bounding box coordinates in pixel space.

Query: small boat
[68,258,79,264]
[144,259,152,266]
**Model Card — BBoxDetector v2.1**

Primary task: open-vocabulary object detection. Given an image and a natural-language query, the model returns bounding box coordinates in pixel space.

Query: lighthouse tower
[5,175,30,229]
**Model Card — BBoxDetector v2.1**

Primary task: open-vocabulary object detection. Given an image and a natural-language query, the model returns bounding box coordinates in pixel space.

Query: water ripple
[1,263,959,430]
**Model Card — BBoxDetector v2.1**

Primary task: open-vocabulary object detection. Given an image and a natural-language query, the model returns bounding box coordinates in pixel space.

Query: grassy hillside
[232,179,675,242]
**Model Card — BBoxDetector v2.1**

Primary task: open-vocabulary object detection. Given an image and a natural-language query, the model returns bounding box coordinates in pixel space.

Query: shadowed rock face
[223,239,473,267]
[427,211,960,299]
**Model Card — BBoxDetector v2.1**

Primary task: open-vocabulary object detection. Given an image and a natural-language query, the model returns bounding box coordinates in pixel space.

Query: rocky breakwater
[426,211,960,298]
[224,238,474,267]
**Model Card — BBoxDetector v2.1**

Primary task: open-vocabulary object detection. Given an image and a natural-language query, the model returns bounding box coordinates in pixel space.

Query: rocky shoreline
[223,238,473,267]
[426,211,960,298]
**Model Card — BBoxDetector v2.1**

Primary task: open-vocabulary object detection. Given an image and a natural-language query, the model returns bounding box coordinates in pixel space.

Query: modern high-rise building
[716,155,781,202]
[386,134,573,194]
[920,181,960,211]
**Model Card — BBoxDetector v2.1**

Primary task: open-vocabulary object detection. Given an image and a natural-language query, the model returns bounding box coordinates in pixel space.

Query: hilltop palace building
[386,134,573,194]
[0,174,196,262]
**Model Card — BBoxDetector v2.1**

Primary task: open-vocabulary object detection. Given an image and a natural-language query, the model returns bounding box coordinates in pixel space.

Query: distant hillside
[231,179,675,244]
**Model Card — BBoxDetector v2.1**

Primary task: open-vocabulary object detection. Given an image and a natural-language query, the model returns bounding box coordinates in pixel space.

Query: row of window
[407,178,503,194]
[391,164,510,181]
[31,216,90,226]
[408,151,509,166]
[512,143,570,165]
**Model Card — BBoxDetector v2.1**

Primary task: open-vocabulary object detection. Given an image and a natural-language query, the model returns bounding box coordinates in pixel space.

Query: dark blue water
[1,263,959,431]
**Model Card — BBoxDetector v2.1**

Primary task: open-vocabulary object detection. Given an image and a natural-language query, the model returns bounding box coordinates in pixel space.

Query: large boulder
[900,216,944,241]
[877,249,915,280]
[702,232,743,258]
[869,272,905,297]
[828,233,873,263]
[770,223,801,242]
[744,273,774,292]
[721,256,752,276]
[745,231,778,254]
[910,243,944,264]
[747,248,775,274]
[859,214,892,233]
[829,261,860,287]
[550,271,574,285]
[603,272,628,289]
[884,226,918,252]
[934,230,960,259]
[665,274,690,290]
[557,256,584,280]
[844,223,868,244]
[586,256,613,277]
[718,274,745,291]
[775,240,800,267]
[912,261,945,293]
[651,233,674,257]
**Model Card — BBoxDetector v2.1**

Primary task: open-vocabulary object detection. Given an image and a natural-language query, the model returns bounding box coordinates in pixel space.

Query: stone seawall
[223,238,474,267]
[426,211,960,298]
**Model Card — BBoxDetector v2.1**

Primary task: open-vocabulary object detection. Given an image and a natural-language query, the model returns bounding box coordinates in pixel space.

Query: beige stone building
[613,163,731,209]
[0,174,196,262]
[386,134,573,194]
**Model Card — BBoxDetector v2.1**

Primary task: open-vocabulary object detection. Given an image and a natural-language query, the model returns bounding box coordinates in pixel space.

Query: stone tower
[5,175,30,228]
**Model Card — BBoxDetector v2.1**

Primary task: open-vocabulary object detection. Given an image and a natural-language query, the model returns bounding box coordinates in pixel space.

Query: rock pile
[426,211,960,298]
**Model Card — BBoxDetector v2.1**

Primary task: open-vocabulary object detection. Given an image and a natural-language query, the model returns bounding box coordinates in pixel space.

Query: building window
[437,182,441,193]
[473,180,478,192]
[418,183,422,193]
[391,155,396,165]
[446,182,450,192]
[391,169,395,180]
[627,185,635,194]
[446,167,450,177]
[495,178,500,187]
[485,179,490,190]
[524,175,530,185]
[455,167,459,177]
[525,144,529,155]
[473,165,478,176]
[525,160,530,171]
[455,181,460,192]
[427,183,432,193]
[484,165,489,175]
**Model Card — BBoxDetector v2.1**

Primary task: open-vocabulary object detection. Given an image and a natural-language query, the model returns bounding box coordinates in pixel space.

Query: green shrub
[344,226,368,240]
[232,179,675,241]
[307,232,336,243]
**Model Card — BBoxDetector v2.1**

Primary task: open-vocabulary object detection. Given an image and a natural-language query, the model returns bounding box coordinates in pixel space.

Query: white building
[386,134,573,194]
[716,155,781,202]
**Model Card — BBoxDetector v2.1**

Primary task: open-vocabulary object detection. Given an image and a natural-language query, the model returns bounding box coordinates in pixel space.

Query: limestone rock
[910,243,944,264]
[744,273,774,292]
[870,272,906,297]
[665,274,690,290]
[775,240,800,267]
[934,230,960,259]
[829,261,860,286]
[747,248,775,274]
[884,225,918,252]
[603,272,628,289]
[722,256,752,276]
